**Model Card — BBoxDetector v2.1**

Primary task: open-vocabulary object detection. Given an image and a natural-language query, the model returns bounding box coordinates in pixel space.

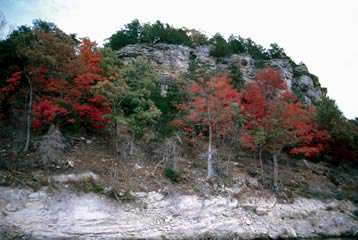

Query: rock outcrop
[116,44,324,104]
[1,186,357,239]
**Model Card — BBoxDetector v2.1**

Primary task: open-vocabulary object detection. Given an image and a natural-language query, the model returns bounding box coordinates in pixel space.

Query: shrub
[70,177,106,194]
[164,167,183,183]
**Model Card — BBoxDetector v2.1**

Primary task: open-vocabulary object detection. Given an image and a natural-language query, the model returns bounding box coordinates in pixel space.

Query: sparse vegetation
[106,20,293,62]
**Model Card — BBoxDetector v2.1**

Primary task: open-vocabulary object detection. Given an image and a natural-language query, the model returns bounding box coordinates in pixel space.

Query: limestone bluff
[116,43,324,104]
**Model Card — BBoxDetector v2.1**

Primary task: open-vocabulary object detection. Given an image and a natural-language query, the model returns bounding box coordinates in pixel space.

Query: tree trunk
[207,124,215,177]
[129,137,134,156]
[23,73,32,152]
[272,152,279,192]
[171,144,177,171]
[206,92,216,178]
[259,146,264,181]
[114,122,120,162]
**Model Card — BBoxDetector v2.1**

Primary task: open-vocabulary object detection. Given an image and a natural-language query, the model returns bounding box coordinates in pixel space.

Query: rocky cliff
[116,43,324,104]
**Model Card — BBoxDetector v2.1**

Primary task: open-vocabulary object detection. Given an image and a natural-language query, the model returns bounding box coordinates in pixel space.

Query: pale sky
[1,0,357,119]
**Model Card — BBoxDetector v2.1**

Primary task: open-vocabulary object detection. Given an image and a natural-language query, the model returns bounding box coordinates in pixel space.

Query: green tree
[141,21,192,46]
[106,19,142,50]
[228,35,245,54]
[315,97,349,140]
[244,38,268,60]
[107,20,193,49]
[152,76,186,137]
[229,64,244,89]
[315,96,358,162]
[121,59,161,137]
[209,33,231,58]
[100,57,161,138]
[267,43,287,59]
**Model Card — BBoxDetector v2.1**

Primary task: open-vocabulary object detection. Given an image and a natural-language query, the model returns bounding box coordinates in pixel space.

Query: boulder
[49,171,100,184]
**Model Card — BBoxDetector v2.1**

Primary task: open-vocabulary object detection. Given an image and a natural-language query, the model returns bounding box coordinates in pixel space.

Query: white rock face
[117,44,192,76]
[117,43,324,104]
[0,187,357,240]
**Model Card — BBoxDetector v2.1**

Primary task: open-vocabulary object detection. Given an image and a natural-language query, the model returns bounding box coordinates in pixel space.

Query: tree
[241,68,327,190]
[209,33,230,58]
[174,74,240,177]
[2,20,78,151]
[228,35,245,54]
[267,43,287,59]
[118,58,161,137]
[68,39,111,129]
[315,96,358,162]
[244,38,269,60]
[240,82,267,180]
[24,37,111,131]
[97,57,161,158]
[229,64,244,89]
[141,20,192,46]
[106,20,193,50]
[106,19,142,50]
[1,21,110,154]
[315,96,346,140]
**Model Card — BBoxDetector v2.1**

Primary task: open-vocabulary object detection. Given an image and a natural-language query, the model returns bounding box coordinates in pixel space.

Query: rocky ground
[0,182,357,240]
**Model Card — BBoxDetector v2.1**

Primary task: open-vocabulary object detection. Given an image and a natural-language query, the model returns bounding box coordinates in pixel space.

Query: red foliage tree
[1,22,113,152]
[284,104,329,158]
[74,95,111,129]
[32,99,68,129]
[34,39,111,128]
[0,71,22,96]
[174,75,240,177]
[240,68,328,190]
[73,39,104,90]
[68,39,110,128]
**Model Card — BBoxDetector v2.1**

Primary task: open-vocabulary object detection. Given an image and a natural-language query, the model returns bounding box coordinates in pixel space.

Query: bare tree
[158,135,182,171]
